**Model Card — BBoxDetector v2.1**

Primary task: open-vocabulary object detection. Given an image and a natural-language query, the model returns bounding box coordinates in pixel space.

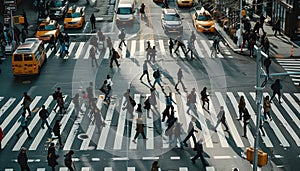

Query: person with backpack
[214,106,229,132]
[242,107,251,138]
[64,150,74,171]
[39,105,52,131]
[270,79,283,103]
[200,87,209,111]
[118,28,126,49]
[132,117,147,143]
[263,95,272,121]
[152,69,163,90]
[22,92,32,118]
[47,143,58,171]
[110,48,120,68]
[16,111,32,139]
[186,88,197,115]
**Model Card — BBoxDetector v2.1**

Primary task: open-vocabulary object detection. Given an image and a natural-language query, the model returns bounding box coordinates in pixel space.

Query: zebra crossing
[44,38,233,60]
[276,58,300,86]
[0,90,299,153]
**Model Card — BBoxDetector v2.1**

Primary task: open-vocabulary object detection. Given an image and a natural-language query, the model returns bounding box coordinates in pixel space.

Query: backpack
[153,70,159,78]
[52,92,58,100]
[129,96,136,107]
[115,52,120,59]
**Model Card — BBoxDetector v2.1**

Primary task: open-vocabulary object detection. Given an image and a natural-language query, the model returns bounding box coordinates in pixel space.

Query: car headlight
[129,16,134,20]
[116,16,120,20]
[64,22,68,24]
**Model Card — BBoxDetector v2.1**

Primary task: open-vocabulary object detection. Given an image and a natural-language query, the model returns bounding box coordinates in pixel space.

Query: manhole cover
[22,80,31,84]
[78,134,89,140]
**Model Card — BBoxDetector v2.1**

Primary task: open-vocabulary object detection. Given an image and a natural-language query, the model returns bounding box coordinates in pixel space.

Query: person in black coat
[242,107,251,138]
[64,150,74,171]
[90,13,96,30]
[191,139,208,167]
[270,79,283,103]
[18,147,30,171]
[52,120,63,148]
[47,143,58,171]
[144,96,151,118]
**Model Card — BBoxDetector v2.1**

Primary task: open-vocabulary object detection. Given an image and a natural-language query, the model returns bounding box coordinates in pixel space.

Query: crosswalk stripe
[200,40,211,58]
[158,91,170,148]
[170,93,185,147]
[237,92,273,148]
[145,94,154,150]
[4,169,13,171]
[265,92,300,146]
[127,167,135,171]
[0,96,3,101]
[121,41,127,58]
[2,96,42,148]
[179,167,188,171]
[194,41,204,58]
[139,39,144,57]
[83,45,93,59]
[281,93,300,129]
[46,46,53,58]
[130,40,136,58]
[104,167,112,171]
[103,47,110,59]
[80,97,104,150]
[0,97,23,130]
[81,167,90,171]
[13,96,53,151]
[227,92,254,147]
[113,96,127,150]
[64,42,76,60]
[206,166,216,171]
[97,100,116,150]
[74,42,85,59]
[215,92,244,147]
[249,92,290,147]
[129,94,140,149]
[37,168,45,171]
[159,39,166,57]
[59,167,68,171]
[0,97,16,117]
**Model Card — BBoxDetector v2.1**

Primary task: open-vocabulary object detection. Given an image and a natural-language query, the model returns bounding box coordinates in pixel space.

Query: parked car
[64,6,85,29]
[177,0,195,8]
[36,17,60,42]
[192,7,215,33]
[49,0,69,19]
[161,8,183,34]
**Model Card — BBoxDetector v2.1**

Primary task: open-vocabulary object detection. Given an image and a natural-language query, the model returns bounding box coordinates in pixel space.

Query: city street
[0,0,299,171]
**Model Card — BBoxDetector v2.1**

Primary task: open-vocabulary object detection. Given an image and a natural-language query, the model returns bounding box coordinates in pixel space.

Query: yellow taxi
[177,0,194,7]
[153,0,163,2]
[36,17,60,42]
[192,7,215,33]
[64,6,85,29]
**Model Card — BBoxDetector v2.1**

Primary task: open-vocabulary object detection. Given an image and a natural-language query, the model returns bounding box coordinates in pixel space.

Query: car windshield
[54,1,63,7]
[66,12,81,18]
[196,15,211,21]
[165,14,181,21]
[117,7,132,14]
[45,25,56,30]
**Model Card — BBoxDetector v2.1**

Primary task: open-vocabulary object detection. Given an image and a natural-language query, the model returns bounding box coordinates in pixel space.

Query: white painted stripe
[146,95,154,150]
[227,92,254,147]
[46,47,53,58]
[282,67,300,70]
[2,96,42,148]
[97,101,116,150]
[194,41,204,58]
[83,45,93,59]
[292,78,300,82]
[129,94,140,149]
[139,39,144,57]
[250,93,290,147]
[103,47,110,59]
[213,155,232,159]
[274,154,284,158]
[201,40,211,58]
[206,166,216,171]
[59,167,68,171]
[215,92,244,147]
[37,168,45,171]
[277,58,300,61]
[142,156,159,160]
[171,156,180,160]
[216,52,224,58]
[91,158,100,161]
[0,97,3,101]
[0,97,16,117]
[130,40,136,58]
[158,91,170,148]
[179,167,188,171]
[171,93,183,147]
[207,96,229,148]
[159,39,166,57]
[121,41,127,58]
[74,42,85,59]
[104,167,112,171]
[236,92,273,148]
[281,93,300,129]
[64,42,75,59]
[63,103,85,151]
[178,40,187,58]
[113,96,127,150]
[4,169,13,171]
[13,96,53,151]
[80,97,104,150]
[112,157,129,160]
[113,40,120,51]
[277,63,300,66]
[81,167,90,171]
[127,167,135,171]
[1,98,23,129]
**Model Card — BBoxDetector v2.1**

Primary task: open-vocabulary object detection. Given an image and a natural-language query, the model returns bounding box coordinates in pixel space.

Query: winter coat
[263,99,271,113]
[64,154,72,167]
[39,109,49,120]
[238,98,246,110]
[53,122,60,136]
[17,152,28,166]
[47,146,58,167]
[0,127,4,142]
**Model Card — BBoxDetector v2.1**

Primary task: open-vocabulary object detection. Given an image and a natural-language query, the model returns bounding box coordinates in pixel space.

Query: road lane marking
[74,42,85,59]
[113,96,127,150]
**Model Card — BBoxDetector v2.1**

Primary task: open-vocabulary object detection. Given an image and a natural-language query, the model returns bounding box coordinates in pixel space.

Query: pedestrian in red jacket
[0,126,4,150]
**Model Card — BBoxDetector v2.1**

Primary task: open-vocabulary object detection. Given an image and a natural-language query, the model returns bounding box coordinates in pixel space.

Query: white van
[116,0,136,25]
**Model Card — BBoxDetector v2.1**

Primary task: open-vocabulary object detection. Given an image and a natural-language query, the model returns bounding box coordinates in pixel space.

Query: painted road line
[158,91,170,148]
[237,92,273,148]
[46,46,53,58]
[104,167,112,171]
[159,39,166,57]
[0,96,3,101]
[215,92,244,147]
[97,101,116,150]
[81,167,90,171]
[113,40,119,50]
[121,41,127,58]
[59,167,68,171]
[139,39,144,57]
[207,96,229,148]
[146,95,154,150]
[279,93,300,129]
[171,156,180,160]
[2,96,41,148]
[227,92,254,147]
[37,168,45,171]
[103,47,110,59]
[213,155,232,159]
[13,96,53,151]
[80,97,104,150]
[201,40,211,58]
[250,92,290,147]
[265,93,300,146]
[194,92,213,148]
[142,156,159,160]
[179,167,188,171]
[112,157,129,160]
[54,45,60,58]
[30,96,67,151]
[4,169,13,171]
[129,94,140,149]
[194,41,204,58]
[62,103,85,151]
[127,167,135,171]
[74,42,85,59]
[206,166,216,171]
[64,42,76,60]
[0,97,16,117]
[171,92,183,147]
[83,45,93,59]
[113,96,127,150]
[130,40,136,58]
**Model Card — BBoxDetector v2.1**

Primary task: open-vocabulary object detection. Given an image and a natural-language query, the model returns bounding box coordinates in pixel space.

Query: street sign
[6,5,17,11]
[4,0,16,5]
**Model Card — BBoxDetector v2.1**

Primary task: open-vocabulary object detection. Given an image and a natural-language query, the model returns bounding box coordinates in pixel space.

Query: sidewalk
[215,16,300,58]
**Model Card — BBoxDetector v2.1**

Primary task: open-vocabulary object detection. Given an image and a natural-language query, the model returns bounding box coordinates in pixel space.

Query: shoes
[270,118,273,121]
[28,136,33,139]
[242,135,247,138]
[214,129,217,132]
[132,139,136,143]
[191,159,195,164]
[224,129,229,132]
[117,64,120,67]
[279,101,282,103]
[41,125,45,129]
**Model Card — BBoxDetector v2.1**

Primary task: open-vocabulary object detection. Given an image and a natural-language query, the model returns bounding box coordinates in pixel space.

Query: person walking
[110,48,120,68]
[174,36,186,54]
[149,88,157,107]
[86,82,94,109]
[118,28,127,49]
[106,74,113,94]
[173,120,183,148]
[47,143,58,171]
[52,120,63,148]
[53,87,62,112]
[237,96,246,120]
[210,40,217,57]
[190,31,196,45]
[122,89,136,120]
[270,79,283,103]
[140,3,146,17]
[90,13,96,31]
[0,125,4,150]
[100,80,110,103]
[168,38,174,55]
[145,41,151,60]
[57,92,66,114]
[132,117,147,143]
[181,117,198,148]
[186,88,197,115]
[242,107,251,138]
[184,40,195,60]
[263,96,272,121]
[39,105,52,131]
[175,68,186,91]
[152,69,163,90]
[273,18,282,36]
[264,56,271,77]
[139,60,151,83]
[18,147,31,171]
[248,37,255,57]
[73,93,84,118]
[64,33,70,47]
[214,106,229,132]
[151,161,160,171]
[144,96,151,118]
[164,92,176,114]
[200,87,209,110]
[149,46,157,63]
[22,92,32,118]
[50,35,56,52]
[106,36,113,56]
[90,46,98,67]
[263,37,270,55]
[64,150,74,171]
[213,35,220,53]
[93,107,106,133]
[259,114,266,136]
[191,139,208,167]
[16,111,32,139]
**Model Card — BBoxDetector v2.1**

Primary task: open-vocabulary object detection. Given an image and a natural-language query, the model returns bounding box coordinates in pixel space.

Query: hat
[21,147,27,151]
